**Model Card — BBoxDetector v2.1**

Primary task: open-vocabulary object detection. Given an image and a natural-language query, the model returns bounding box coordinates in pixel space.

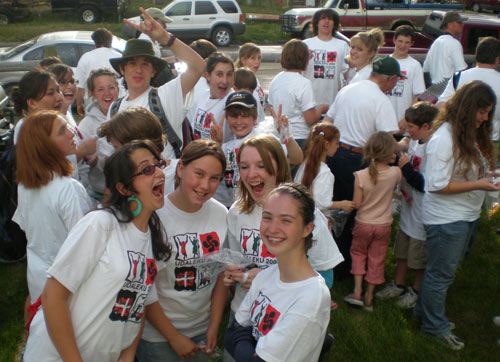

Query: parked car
[0,31,126,95]
[0,0,32,25]
[122,0,246,47]
[464,0,500,13]
[51,0,127,24]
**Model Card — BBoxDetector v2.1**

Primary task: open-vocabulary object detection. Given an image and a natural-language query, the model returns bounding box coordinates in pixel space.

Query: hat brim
[397,72,407,79]
[224,102,256,110]
[109,54,167,75]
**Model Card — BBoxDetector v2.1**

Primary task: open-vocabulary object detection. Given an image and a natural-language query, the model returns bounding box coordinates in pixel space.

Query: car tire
[301,23,313,39]
[212,26,232,47]
[79,5,100,24]
[472,3,481,12]
[0,10,12,25]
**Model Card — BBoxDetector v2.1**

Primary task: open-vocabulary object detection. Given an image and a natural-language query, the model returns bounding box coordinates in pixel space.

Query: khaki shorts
[394,229,427,270]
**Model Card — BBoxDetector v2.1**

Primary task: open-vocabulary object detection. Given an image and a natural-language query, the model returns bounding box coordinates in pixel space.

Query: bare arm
[353,176,363,210]
[434,178,500,195]
[118,319,144,362]
[303,104,329,126]
[205,273,229,354]
[42,278,83,362]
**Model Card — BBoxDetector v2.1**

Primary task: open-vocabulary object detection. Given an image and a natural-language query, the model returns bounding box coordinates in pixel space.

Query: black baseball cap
[224,91,257,109]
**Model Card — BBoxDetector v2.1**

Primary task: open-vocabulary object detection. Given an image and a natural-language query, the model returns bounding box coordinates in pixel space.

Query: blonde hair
[235,42,261,68]
[350,28,384,62]
[363,132,396,184]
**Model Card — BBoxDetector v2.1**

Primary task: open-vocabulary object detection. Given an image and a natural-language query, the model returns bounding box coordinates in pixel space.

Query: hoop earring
[127,195,142,217]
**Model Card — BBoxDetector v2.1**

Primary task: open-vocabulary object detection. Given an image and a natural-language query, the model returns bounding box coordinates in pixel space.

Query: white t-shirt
[191,91,231,141]
[423,34,467,85]
[225,203,343,313]
[438,67,500,141]
[254,78,266,124]
[268,71,317,140]
[109,76,192,160]
[327,79,399,147]
[13,175,92,301]
[304,36,350,105]
[349,64,372,85]
[142,197,228,341]
[294,162,334,212]
[399,139,427,241]
[186,78,210,126]
[235,265,330,362]
[23,210,158,362]
[74,47,122,88]
[388,56,426,121]
[422,122,486,224]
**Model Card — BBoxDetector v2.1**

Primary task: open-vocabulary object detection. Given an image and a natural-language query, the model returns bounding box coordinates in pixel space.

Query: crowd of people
[4,5,500,361]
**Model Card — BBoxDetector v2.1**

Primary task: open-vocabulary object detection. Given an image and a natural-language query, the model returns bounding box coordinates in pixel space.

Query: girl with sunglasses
[137,139,229,362]
[23,139,170,361]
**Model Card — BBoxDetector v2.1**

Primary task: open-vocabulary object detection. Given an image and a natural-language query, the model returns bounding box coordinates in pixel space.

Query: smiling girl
[22,139,170,361]
[346,28,384,85]
[225,183,331,362]
[137,139,229,362]
[13,111,92,329]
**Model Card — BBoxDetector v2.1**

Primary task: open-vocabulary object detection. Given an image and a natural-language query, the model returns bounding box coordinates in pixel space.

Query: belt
[339,142,363,154]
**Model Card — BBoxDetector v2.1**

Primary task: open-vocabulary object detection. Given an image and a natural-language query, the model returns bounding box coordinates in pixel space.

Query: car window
[217,1,237,13]
[79,44,95,58]
[466,27,500,54]
[166,2,192,16]
[23,46,45,61]
[56,44,79,67]
[195,1,217,15]
[339,0,359,9]
[0,38,37,61]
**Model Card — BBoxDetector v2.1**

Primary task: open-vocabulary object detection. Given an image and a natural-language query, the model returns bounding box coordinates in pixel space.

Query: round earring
[127,195,142,217]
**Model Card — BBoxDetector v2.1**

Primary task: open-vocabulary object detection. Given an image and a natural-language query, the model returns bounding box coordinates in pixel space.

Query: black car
[0,0,32,25]
[51,0,127,24]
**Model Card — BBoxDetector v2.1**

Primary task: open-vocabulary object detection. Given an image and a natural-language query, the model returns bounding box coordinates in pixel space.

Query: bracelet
[164,32,176,48]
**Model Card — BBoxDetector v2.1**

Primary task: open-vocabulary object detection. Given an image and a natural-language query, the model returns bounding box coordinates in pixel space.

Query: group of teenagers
[7,4,500,361]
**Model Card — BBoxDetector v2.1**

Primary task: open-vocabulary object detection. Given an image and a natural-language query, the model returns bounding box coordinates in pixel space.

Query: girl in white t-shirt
[295,122,355,213]
[137,139,229,362]
[235,43,266,124]
[190,52,234,141]
[225,183,331,362]
[268,39,329,146]
[346,28,384,85]
[13,111,92,323]
[415,81,499,346]
[345,132,401,311]
[23,139,171,361]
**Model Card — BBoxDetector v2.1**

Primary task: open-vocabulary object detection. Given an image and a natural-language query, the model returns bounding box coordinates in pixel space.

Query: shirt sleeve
[411,62,426,95]
[424,130,453,192]
[158,76,194,137]
[312,169,334,210]
[449,41,467,72]
[297,79,317,112]
[437,77,455,103]
[57,179,92,233]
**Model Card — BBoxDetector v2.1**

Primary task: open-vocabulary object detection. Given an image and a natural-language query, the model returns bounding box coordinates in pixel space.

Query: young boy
[376,102,439,308]
[233,67,267,124]
[211,91,302,207]
[388,25,426,130]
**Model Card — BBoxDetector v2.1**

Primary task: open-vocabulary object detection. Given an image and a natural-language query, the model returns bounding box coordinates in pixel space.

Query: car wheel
[472,3,481,12]
[212,26,232,47]
[0,11,11,25]
[79,6,100,24]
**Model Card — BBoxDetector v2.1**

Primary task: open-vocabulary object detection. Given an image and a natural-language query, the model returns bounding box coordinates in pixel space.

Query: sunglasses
[133,159,167,177]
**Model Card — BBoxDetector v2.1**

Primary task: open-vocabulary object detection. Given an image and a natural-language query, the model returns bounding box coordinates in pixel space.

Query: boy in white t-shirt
[376,102,438,308]
[388,25,426,128]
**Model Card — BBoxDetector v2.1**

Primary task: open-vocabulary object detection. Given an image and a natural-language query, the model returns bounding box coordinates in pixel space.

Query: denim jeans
[415,220,478,337]
[136,333,208,362]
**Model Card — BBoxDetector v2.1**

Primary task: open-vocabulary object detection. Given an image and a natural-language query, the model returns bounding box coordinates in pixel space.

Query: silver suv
[122,0,245,47]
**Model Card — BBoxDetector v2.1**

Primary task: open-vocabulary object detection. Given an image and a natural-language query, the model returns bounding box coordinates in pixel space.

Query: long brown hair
[16,111,73,188]
[235,42,261,68]
[432,80,496,177]
[363,131,396,185]
[236,135,291,214]
[301,123,339,191]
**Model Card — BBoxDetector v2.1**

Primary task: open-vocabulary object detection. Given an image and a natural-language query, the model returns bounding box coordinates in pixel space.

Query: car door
[165,0,193,38]
[193,0,219,37]
[22,43,81,67]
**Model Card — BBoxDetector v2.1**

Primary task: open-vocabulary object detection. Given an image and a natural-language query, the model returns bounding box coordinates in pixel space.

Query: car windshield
[0,37,39,61]
[111,36,127,53]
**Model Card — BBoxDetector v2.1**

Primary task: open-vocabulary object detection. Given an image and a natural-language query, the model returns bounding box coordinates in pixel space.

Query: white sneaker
[438,333,465,350]
[396,287,418,309]
[493,316,500,327]
[375,281,405,299]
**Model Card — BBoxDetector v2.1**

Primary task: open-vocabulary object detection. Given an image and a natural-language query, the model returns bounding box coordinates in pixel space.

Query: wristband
[164,32,176,48]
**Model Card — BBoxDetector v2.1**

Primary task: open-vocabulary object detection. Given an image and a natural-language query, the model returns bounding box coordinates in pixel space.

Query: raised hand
[123,7,170,45]
[210,113,224,145]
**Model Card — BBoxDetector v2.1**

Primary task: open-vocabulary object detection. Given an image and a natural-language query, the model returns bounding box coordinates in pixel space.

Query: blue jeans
[415,220,478,337]
[136,333,208,362]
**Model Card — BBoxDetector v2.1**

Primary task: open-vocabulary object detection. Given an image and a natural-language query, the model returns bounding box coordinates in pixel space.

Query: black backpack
[109,88,193,158]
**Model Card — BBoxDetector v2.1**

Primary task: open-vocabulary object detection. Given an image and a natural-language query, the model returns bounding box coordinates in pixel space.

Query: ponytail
[363,132,396,185]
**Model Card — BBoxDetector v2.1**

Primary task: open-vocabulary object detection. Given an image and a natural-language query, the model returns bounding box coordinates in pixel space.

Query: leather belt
[339,142,363,154]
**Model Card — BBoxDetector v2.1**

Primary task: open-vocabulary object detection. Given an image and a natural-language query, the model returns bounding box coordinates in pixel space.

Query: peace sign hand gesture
[210,113,225,145]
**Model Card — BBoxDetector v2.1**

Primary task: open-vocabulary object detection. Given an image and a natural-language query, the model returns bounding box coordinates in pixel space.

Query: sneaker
[397,287,418,309]
[375,281,405,299]
[344,294,364,307]
[449,321,456,331]
[493,316,500,327]
[437,333,465,351]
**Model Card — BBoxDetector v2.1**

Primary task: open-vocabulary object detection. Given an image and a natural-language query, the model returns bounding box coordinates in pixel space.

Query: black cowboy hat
[109,39,167,74]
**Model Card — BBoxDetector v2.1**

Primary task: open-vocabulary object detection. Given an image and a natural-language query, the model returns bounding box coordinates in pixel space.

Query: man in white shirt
[75,28,122,115]
[423,11,468,85]
[388,25,426,127]
[437,37,500,140]
[303,8,349,106]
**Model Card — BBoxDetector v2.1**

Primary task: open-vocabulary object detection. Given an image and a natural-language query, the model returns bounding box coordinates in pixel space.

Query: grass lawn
[1,209,499,361]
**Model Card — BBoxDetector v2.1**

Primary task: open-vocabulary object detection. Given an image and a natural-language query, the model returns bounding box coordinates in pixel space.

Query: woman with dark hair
[10,69,63,144]
[23,139,171,361]
[268,39,329,148]
[13,111,92,324]
[415,81,500,350]
[225,183,331,362]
